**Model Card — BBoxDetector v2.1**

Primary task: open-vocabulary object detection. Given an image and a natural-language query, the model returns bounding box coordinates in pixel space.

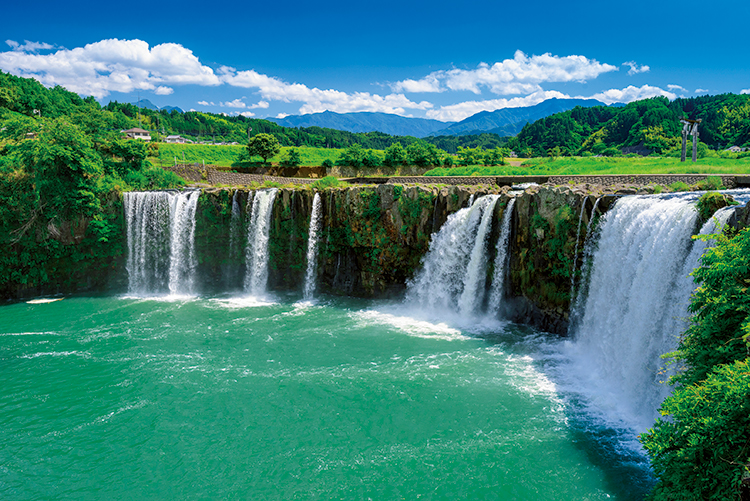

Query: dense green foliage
[0,71,185,298]
[247,133,281,163]
[509,95,750,157]
[641,227,750,500]
[695,191,737,221]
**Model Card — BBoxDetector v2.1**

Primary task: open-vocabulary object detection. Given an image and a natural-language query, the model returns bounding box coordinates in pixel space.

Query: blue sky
[2,0,748,122]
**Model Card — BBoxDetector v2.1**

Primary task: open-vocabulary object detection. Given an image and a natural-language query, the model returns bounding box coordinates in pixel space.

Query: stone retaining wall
[166,164,316,186]
[165,164,745,190]
[386,176,499,185]
[546,174,738,188]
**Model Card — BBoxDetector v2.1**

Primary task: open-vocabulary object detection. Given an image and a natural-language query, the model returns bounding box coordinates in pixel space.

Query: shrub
[668,181,690,192]
[280,148,301,167]
[311,175,340,190]
[695,191,738,221]
[693,176,724,191]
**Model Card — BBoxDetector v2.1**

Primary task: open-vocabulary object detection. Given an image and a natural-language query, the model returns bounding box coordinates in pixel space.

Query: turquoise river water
[1,293,653,500]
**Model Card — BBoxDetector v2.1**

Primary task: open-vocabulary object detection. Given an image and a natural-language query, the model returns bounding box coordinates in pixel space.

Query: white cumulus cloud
[695,88,709,93]
[0,38,220,98]
[588,84,676,104]
[226,111,255,117]
[154,86,173,95]
[220,67,433,115]
[741,89,750,95]
[624,61,650,76]
[197,100,215,106]
[667,84,687,92]
[221,98,246,108]
[392,51,618,95]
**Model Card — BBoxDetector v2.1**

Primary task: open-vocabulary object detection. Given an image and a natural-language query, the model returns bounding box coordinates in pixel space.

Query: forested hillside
[103,101,509,153]
[509,95,750,157]
[0,71,185,297]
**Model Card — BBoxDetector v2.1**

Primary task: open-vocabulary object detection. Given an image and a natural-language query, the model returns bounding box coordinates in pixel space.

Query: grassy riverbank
[424,156,750,176]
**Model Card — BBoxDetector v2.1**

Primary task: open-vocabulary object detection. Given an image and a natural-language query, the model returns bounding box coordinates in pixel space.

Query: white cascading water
[565,194,735,433]
[569,197,601,301]
[124,190,199,296]
[244,188,278,296]
[303,193,323,300]
[406,195,500,317]
[487,198,516,315]
[659,205,736,341]
[167,191,200,295]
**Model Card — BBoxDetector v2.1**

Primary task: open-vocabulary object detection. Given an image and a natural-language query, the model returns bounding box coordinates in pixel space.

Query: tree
[247,133,280,163]
[383,142,406,167]
[109,139,148,176]
[280,147,301,167]
[362,149,382,168]
[406,142,441,167]
[485,147,509,166]
[336,143,365,167]
[457,146,483,166]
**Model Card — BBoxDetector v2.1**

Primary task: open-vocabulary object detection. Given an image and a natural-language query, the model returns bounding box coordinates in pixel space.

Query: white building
[121,128,151,141]
[164,135,192,144]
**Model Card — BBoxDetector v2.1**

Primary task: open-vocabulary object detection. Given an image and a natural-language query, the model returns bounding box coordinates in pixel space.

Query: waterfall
[566,194,733,432]
[659,205,736,340]
[569,197,602,307]
[406,195,500,317]
[487,198,516,315]
[457,196,500,315]
[124,190,199,296]
[303,193,323,300]
[168,191,200,295]
[244,188,278,296]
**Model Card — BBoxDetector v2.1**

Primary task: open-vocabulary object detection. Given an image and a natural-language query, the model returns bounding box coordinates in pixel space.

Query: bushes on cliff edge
[641,227,750,501]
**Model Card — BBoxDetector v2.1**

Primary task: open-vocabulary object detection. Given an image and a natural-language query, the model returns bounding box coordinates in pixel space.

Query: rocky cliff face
[1,183,650,335]
[191,184,612,333]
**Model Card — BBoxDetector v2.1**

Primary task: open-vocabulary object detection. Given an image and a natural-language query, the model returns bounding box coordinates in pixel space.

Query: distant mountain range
[132,99,184,114]
[268,98,611,138]
[269,111,454,138]
[429,98,610,137]
[127,97,610,138]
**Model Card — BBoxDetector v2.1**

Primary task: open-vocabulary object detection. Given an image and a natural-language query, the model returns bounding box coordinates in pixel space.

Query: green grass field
[150,143,750,177]
[424,156,750,176]
[150,143,341,168]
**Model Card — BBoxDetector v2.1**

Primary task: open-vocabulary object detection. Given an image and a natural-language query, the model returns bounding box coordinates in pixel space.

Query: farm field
[150,143,341,168]
[424,156,750,177]
[150,143,750,177]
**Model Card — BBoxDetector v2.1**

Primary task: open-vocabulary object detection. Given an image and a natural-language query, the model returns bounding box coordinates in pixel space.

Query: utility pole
[680,118,701,162]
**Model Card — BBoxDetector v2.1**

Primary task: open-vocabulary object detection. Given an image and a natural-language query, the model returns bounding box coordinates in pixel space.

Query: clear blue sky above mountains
[2,0,748,122]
